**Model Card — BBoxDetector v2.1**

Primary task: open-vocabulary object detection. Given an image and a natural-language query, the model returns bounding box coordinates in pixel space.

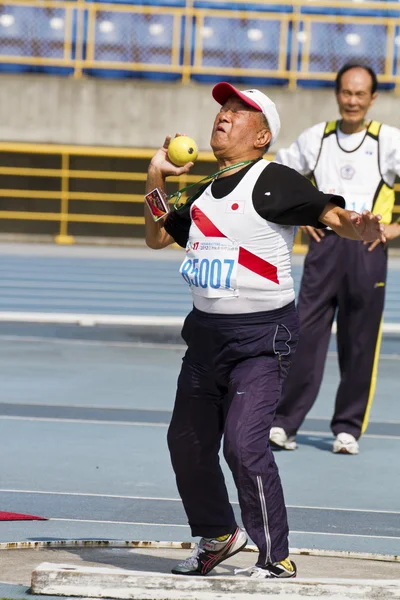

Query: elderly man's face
[336,67,377,128]
[210,96,270,158]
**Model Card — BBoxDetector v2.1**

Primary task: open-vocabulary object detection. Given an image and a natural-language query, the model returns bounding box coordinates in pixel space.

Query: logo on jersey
[340,165,355,180]
[225,201,245,214]
[186,240,238,252]
[186,241,200,252]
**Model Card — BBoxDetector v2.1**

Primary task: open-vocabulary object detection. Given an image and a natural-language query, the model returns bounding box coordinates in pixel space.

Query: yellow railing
[1,0,400,88]
[0,141,218,245]
[0,142,399,251]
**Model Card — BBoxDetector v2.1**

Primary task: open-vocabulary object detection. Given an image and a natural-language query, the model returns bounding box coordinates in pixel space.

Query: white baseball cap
[212,82,281,146]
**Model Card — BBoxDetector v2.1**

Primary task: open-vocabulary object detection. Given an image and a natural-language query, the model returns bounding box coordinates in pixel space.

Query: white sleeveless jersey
[179,160,296,314]
[312,121,395,224]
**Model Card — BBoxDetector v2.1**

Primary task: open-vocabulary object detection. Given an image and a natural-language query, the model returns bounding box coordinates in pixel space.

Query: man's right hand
[145,134,193,250]
[300,226,326,242]
[149,134,194,178]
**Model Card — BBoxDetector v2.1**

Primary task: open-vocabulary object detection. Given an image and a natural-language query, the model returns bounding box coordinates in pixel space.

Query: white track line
[0,312,184,327]
[0,416,168,427]
[299,429,400,441]
[290,530,400,541]
[1,416,400,440]
[0,335,187,351]
[303,416,400,425]
[0,334,398,358]
[51,518,188,527]
[2,402,400,426]
[0,401,172,413]
[0,335,399,364]
[1,489,399,515]
[0,311,399,334]
[46,519,400,540]
[327,351,400,361]
[0,489,182,502]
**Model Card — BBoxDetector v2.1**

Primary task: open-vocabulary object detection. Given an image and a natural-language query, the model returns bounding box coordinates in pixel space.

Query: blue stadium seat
[134,14,175,65]
[85,10,135,78]
[197,17,238,68]
[193,1,292,13]
[132,13,181,80]
[190,16,238,84]
[0,4,75,75]
[235,18,288,85]
[235,19,282,71]
[305,22,339,74]
[33,7,75,75]
[298,21,392,89]
[0,5,33,72]
[85,10,179,80]
[93,0,185,7]
[300,2,398,18]
[191,16,287,85]
[332,23,388,76]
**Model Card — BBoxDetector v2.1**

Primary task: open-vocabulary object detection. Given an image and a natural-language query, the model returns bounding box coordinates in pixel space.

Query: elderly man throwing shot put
[144,82,385,578]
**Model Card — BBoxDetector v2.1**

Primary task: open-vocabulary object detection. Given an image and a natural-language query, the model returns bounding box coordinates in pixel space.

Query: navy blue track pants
[167,302,299,566]
[274,233,387,439]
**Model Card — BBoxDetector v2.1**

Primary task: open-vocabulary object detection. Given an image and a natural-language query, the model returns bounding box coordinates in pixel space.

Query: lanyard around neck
[168,160,256,211]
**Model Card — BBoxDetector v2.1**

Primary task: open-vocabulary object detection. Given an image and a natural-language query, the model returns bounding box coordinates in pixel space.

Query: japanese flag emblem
[225,201,245,214]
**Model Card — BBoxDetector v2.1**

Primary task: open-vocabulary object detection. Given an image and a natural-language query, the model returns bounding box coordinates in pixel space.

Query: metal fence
[1,0,400,87]
[0,141,399,248]
[0,142,235,245]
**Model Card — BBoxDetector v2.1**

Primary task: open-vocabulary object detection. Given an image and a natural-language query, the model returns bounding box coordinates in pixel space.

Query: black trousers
[167,303,299,565]
[274,233,387,439]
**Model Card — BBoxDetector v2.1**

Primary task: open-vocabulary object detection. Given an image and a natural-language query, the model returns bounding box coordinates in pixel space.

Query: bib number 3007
[181,257,235,290]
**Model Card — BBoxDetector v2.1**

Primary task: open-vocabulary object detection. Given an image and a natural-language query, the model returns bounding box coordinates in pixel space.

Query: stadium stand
[0,0,399,245]
[0,4,34,72]
[0,2,75,74]
[35,6,75,75]
[235,18,283,71]
[332,23,388,75]
[86,10,136,78]
[0,0,399,87]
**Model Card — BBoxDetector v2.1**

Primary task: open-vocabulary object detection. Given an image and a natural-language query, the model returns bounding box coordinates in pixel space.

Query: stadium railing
[0,0,400,87]
[0,141,399,248]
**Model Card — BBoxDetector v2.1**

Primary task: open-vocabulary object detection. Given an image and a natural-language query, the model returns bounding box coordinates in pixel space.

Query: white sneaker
[333,432,359,455]
[270,427,297,450]
[171,527,247,575]
[235,558,297,578]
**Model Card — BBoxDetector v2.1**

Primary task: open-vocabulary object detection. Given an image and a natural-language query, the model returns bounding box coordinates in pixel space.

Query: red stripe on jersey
[191,206,225,237]
[239,247,279,284]
[191,206,279,284]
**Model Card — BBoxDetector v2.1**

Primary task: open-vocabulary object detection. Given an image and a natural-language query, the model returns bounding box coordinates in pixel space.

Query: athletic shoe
[171,526,247,576]
[236,558,297,578]
[270,427,297,450]
[333,432,359,455]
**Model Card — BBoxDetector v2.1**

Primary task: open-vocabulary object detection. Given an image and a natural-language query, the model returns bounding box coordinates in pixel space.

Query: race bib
[179,238,239,298]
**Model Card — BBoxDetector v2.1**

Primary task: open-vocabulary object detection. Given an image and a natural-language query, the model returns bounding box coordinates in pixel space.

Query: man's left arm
[320,203,386,243]
[255,163,385,243]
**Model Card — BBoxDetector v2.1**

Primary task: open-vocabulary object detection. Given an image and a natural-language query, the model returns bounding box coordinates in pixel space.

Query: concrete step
[31,562,400,600]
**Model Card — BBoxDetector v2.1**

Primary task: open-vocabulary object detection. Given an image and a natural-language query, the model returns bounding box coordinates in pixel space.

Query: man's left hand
[350,210,386,243]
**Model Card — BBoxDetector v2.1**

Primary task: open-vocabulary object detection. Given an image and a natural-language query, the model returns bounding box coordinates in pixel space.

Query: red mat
[0,511,47,521]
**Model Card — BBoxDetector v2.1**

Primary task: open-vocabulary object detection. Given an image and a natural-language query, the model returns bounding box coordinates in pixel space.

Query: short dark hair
[335,63,378,95]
